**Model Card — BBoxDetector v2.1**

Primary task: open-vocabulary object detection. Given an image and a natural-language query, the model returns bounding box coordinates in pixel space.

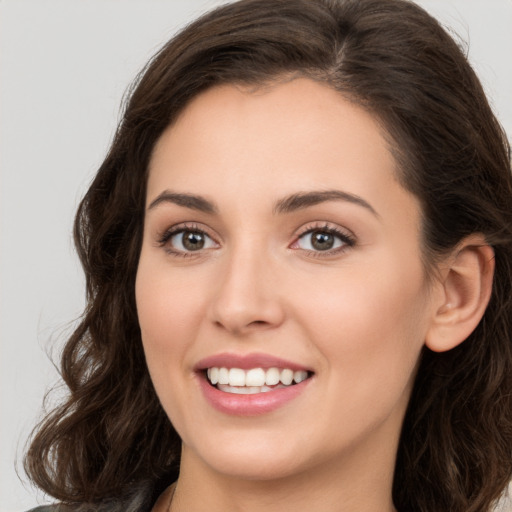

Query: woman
[25,0,512,511]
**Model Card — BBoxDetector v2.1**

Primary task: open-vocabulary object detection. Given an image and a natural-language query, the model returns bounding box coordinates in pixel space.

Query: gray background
[1,1,511,511]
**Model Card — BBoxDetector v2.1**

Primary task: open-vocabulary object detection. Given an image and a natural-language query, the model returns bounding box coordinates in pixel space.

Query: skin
[136,78,443,512]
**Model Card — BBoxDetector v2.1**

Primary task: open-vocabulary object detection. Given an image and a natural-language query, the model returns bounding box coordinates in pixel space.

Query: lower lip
[197,375,311,416]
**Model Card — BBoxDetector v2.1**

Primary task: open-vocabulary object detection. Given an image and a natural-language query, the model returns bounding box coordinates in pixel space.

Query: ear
[425,235,495,353]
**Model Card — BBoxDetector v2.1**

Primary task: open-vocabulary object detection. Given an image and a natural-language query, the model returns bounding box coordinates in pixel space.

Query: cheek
[293,256,430,386]
[135,259,207,429]
[135,257,206,372]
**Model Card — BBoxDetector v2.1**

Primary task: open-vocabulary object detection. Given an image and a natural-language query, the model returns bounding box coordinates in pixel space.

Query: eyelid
[290,221,356,254]
[156,222,220,256]
[155,220,355,257]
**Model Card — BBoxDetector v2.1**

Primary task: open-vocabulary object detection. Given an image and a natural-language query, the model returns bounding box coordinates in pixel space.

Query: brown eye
[296,228,350,253]
[310,231,335,250]
[169,230,216,252]
[182,231,205,250]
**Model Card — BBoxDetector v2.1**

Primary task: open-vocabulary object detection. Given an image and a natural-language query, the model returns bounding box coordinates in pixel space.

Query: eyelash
[157,222,218,258]
[291,223,356,257]
[157,222,355,258]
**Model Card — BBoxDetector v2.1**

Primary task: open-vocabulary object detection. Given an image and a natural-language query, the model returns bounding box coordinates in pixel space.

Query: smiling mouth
[205,367,313,394]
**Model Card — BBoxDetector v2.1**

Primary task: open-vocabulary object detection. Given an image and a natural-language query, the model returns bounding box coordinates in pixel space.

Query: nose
[208,246,286,336]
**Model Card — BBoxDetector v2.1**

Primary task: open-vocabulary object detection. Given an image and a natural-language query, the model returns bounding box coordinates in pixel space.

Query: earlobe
[425,235,495,353]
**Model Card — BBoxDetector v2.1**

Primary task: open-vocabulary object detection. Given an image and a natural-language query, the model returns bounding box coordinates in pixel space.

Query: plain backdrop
[1,1,511,511]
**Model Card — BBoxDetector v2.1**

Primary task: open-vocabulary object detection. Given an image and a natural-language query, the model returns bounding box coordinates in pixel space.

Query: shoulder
[26,506,92,512]
[25,501,143,512]
[24,477,163,512]
[27,508,61,512]
[26,503,131,512]
[24,473,177,512]
[25,498,141,512]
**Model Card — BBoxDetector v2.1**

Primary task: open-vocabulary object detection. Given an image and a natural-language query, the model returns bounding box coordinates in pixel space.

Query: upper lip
[194,352,312,372]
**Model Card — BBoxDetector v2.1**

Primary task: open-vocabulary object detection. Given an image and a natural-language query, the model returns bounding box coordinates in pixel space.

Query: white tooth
[228,368,246,387]
[217,384,263,394]
[265,367,280,386]
[216,383,289,394]
[280,368,293,385]
[233,386,251,394]
[209,367,219,385]
[220,385,242,394]
[218,367,229,385]
[246,368,266,387]
[293,370,307,384]
[207,368,211,380]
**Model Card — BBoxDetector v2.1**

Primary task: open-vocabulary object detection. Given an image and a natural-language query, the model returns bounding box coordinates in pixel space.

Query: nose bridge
[210,236,284,333]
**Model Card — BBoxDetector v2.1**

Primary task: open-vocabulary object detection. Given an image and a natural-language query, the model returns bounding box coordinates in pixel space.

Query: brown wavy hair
[25,0,512,510]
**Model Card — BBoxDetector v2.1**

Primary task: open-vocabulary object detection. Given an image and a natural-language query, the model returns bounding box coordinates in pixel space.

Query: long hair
[25,1,512,510]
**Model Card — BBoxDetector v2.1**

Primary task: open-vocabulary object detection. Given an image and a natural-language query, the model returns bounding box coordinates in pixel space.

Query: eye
[297,230,343,251]
[170,230,216,252]
[292,225,355,254]
[159,226,218,255]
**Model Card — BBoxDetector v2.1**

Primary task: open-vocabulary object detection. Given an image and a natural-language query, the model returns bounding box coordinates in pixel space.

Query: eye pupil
[183,231,205,250]
[311,231,334,250]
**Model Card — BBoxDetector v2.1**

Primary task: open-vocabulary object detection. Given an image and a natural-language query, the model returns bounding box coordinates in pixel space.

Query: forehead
[147,79,415,220]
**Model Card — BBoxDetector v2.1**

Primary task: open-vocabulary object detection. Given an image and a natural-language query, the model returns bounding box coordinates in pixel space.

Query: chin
[183,433,312,482]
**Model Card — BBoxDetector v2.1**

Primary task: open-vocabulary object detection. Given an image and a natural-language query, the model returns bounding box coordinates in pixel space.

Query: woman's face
[136,79,438,483]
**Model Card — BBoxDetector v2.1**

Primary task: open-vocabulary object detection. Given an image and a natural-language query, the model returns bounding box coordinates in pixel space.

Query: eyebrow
[148,191,218,214]
[147,189,378,217]
[273,190,379,217]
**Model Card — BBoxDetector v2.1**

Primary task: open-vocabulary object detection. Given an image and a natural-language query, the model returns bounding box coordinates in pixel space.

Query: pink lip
[194,352,311,371]
[194,352,313,416]
[197,375,312,416]
[194,352,312,416]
